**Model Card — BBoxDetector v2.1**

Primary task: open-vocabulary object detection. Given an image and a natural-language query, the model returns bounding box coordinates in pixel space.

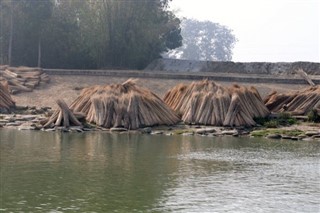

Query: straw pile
[264,86,320,115]
[163,80,270,127]
[44,99,82,128]
[0,81,15,111]
[0,65,50,94]
[69,79,180,129]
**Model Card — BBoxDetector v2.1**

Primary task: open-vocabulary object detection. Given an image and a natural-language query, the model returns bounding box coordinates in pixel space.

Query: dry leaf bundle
[0,65,50,94]
[164,80,270,127]
[264,86,320,115]
[0,82,15,111]
[69,79,180,129]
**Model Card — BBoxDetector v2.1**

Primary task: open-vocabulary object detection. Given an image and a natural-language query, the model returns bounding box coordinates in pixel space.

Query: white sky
[170,0,320,62]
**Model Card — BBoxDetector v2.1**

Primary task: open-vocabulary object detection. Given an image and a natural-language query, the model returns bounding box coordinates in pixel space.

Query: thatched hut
[163,80,270,127]
[0,81,15,112]
[69,79,180,130]
[264,85,320,115]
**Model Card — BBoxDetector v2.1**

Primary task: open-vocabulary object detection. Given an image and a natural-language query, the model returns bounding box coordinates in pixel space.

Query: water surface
[0,129,319,212]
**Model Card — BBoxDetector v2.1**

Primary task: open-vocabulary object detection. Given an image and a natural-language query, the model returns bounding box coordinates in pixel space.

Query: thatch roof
[163,80,270,127]
[69,79,180,129]
[264,85,320,115]
[0,81,15,112]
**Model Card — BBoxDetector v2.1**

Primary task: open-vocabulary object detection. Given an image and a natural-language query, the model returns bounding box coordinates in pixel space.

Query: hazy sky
[170,0,319,62]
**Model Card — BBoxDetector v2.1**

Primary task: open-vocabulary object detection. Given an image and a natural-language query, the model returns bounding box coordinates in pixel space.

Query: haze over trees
[0,0,182,69]
[164,19,237,61]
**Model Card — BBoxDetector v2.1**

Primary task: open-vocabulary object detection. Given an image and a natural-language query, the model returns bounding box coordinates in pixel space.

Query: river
[0,129,319,212]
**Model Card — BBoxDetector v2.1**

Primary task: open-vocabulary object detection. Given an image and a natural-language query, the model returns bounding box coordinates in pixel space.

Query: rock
[0,108,10,114]
[110,127,128,132]
[302,137,313,141]
[239,130,250,135]
[312,134,320,139]
[151,131,164,135]
[55,127,69,132]
[5,122,22,127]
[35,108,45,114]
[232,132,239,137]
[15,115,38,121]
[69,127,84,132]
[305,131,320,137]
[290,137,299,141]
[212,132,223,136]
[297,134,307,139]
[140,127,152,134]
[44,128,56,132]
[0,119,8,124]
[34,125,42,130]
[4,116,15,122]
[196,128,217,135]
[83,128,93,131]
[15,105,28,110]
[221,130,238,135]
[181,132,194,136]
[266,134,281,139]
[18,125,36,131]
[41,106,52,111]
[281,135,292,140]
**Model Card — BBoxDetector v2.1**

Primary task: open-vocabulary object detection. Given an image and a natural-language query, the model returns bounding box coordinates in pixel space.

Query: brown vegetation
[69,79,180,129]
[0,65,50,94]
[0,81,15,111]
[264,85,320,115]
[44,99,82,128]
[163,80,270,126]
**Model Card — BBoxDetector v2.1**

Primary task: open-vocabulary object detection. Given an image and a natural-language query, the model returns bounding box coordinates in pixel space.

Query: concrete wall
[43,68,320,85]
[145,59,320,75]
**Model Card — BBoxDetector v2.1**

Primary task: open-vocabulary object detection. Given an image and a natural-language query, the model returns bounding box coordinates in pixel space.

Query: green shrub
[254,112,297,128]
[264,120,279,128]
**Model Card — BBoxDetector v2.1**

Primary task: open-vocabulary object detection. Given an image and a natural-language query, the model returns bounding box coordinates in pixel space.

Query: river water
[0,129,319,212]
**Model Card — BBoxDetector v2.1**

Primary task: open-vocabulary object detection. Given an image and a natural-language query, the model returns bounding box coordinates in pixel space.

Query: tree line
[0,0,182,69]
[0,0,237,70]
[164,19,237,61]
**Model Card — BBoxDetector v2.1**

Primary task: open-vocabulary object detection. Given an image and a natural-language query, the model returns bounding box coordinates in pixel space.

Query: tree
[79,0,182,69]
[0,0,182,69]
[164,19,237,61]
[0,0,53,67]
[21,0,53,67]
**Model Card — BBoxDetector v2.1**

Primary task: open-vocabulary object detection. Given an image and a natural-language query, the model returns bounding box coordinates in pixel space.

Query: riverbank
[10,74,310,109]
[1,106,319,141]
[1,72,319,141]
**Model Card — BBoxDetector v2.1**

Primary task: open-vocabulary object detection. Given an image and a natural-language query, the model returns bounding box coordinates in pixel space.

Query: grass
[172,129,194,135]
[254,112,298,128]
[251,129,304,137]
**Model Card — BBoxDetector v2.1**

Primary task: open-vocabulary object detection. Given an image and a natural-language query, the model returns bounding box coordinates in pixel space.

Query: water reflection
[0,129,319,212]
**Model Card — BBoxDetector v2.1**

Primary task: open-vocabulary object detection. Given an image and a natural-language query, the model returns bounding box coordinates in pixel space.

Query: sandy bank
[12,74,307,109]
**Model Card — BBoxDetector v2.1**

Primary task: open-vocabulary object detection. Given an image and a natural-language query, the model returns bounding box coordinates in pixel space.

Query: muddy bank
[1,108,319,142]
[145,59,320,75]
